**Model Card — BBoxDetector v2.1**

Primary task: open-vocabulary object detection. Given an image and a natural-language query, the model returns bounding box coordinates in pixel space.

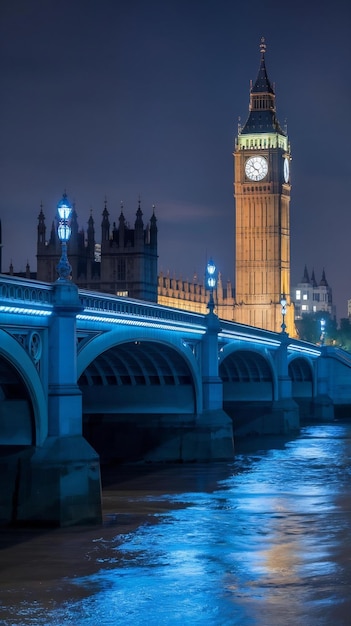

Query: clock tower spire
[234,38,294,334]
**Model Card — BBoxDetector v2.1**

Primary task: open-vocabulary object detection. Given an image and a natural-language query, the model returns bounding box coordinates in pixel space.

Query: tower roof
[311,268,318,288]
[302,265,310,284]
[240,37,285,136]
[320,268,328,287]
[251,38,274,95]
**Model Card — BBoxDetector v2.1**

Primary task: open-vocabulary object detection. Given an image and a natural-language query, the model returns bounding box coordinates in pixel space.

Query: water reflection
[1,423,351,625]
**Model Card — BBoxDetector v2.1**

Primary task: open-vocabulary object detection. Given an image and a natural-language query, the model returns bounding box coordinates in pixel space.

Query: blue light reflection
[1,423,351,625]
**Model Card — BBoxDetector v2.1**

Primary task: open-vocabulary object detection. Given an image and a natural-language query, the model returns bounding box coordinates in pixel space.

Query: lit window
[303,293,308,300]
[302,304,308,311]
[296,290,301,300]
[94,244,101,263]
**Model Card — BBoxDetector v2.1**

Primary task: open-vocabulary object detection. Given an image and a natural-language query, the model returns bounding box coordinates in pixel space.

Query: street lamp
[320,318,326,345]
[206,258,217,314]
[280,293,287,333]
[56,192,72,280]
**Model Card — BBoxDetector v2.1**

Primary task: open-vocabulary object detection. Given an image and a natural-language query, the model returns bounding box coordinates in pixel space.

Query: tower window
[117,259,126,281]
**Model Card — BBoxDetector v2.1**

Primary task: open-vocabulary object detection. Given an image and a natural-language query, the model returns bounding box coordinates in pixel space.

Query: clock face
[245,156,268,181]
[284,157,290,183]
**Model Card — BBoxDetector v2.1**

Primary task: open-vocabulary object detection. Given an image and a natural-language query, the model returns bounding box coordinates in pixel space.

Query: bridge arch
[77,328,202,462]
[288,356,314,418]
[218,347,276,435]
[0,329,47,447]
[77,328,201,402]
[219,346,276,400]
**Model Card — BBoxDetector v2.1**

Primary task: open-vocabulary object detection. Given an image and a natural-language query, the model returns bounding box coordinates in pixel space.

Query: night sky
[1,0,350,320]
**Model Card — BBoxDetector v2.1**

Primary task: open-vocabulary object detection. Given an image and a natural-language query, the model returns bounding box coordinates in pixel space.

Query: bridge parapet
[78,290,207,328]
[0,275,53,314]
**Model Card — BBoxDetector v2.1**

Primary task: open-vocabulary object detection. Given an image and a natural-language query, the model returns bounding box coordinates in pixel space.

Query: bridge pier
[137,411,234,462]
[21,281,102,526]
[200,310,234,458]
[272,332,299,433]
[92,308,234,464]
[313,346,334,420]
[21,435,101,526]
[270,399,300,434]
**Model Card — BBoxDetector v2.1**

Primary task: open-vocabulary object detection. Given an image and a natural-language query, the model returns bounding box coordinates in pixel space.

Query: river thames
[1,421,351,625]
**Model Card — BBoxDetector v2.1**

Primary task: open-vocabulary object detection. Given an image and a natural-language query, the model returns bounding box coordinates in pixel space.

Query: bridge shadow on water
[101,460,235,492]
[234,432,296,455]
[1,418,349,552]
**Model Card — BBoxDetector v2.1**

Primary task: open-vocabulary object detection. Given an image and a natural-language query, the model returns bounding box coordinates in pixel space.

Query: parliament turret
[36,197,158,301]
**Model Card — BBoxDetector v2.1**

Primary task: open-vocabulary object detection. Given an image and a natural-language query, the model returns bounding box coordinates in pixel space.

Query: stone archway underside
[220,350,274,436]
[288,357,313,418]
[79,341,197,463]
[0,356,34,446]
[79,340,195,413]
[220,350,273,402]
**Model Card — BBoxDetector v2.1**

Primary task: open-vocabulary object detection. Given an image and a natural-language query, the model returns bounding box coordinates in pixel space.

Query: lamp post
[56,192,72,280]
[280,293,287,333]
[206,258,217,314]
[320,318,326,345]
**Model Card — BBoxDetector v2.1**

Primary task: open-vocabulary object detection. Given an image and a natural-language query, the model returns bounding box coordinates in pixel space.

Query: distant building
[36,198,158,302]
[292,266,335,320]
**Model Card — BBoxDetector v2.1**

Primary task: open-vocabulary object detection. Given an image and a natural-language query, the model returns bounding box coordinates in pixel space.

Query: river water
[1,421,351,625]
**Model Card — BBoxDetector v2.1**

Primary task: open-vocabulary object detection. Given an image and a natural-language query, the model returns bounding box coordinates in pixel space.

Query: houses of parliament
[5,41,333,334]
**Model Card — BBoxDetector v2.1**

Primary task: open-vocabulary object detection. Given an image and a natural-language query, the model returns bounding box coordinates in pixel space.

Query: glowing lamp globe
[206,259,216,288]
[57,193,72,221]
[56,191,73,280]
[57,222,71,243]
[206,258,217,314]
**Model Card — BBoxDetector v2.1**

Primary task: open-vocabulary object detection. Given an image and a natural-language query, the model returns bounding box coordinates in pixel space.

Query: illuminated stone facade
[158,272,235,318]
[233,38,294,334]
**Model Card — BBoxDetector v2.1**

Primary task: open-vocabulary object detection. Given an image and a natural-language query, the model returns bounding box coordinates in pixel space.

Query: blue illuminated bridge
[1,274,351,527]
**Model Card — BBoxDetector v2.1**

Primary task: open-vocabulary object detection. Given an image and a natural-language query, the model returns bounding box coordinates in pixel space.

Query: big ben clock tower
[234,38,294,334]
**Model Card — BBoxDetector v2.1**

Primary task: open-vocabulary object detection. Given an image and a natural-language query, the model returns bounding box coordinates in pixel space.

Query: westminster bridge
[1,274,351,527]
